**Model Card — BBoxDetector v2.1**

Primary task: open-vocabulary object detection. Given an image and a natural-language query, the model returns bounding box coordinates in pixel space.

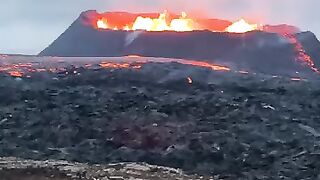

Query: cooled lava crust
[0,57,319,179]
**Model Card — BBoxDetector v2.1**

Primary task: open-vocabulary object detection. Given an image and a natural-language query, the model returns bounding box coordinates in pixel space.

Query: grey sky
[0,0,319,55]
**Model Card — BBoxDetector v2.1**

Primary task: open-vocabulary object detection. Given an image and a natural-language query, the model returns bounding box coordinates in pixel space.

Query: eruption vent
[97,18,108,29]
[95,11,257,33]
[225,19,258,33]
[132,11,194,32]
[96,11,196,32]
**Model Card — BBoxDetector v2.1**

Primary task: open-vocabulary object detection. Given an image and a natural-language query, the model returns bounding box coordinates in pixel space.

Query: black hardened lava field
[0,57,319,179]
[3,1,320,179]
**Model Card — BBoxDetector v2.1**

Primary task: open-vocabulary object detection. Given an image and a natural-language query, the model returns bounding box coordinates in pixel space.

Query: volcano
[39,10,320,77]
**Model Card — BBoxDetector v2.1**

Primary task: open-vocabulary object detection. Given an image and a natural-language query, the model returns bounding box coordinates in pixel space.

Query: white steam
[125,31,144,46]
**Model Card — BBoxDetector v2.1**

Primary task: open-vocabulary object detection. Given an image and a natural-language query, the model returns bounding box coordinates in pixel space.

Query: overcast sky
[1,0,319,55]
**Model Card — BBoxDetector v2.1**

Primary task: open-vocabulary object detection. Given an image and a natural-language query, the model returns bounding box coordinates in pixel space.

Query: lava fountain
[225,19,258,33]
[95,11,258,33]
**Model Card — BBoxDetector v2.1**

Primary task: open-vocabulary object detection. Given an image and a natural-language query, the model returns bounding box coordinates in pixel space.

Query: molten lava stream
[99,62,143,69]
[178,60,231,71]
[282,33,319,73]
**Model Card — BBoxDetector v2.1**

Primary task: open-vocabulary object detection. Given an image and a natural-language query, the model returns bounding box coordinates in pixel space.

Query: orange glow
[8,71,23,77]
[127,55,142,58]
[283,34,319,73]
[94,11,261,34]
[100,59,230,71]
[99,62,143,69]
[179,60,230,71]
[225,19,258,33]
[170,12,194,32]
[124,26,130,31]
[0,57,230,78]
[95,11,196,32]
[98,59,230,72]
[100,62,130,68]
[133,11,194,32]
[97,18,108,29]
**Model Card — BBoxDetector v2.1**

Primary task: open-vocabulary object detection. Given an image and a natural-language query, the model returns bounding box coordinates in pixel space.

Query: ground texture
[0,59,320,179]
[0,157,204,180]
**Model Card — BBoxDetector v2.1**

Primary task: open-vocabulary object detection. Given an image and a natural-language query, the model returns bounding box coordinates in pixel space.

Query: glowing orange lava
[283,33,319,73]
[179,60,231,71]
[225,19,258,33]
[0,58,230,78]
[97,18,108,29]
[127,55,142,58]
[99,62,142,69]
[8,71,23,77]
[96,11,195,32]
[95,12,260,33]
[132,11,194,32]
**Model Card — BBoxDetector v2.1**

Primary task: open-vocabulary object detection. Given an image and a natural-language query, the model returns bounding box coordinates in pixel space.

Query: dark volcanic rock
[0,60,320,179]
[0,157,202,180]
[297,31,320,68]
[39,10,320,77]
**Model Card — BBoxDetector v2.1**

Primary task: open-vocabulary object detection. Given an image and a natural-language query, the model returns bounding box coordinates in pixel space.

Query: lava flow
[0,57,230,78]
[282,33,319,73]
[99,62,143,69]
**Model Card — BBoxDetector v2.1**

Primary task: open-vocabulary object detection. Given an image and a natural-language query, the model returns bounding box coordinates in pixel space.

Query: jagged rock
[0,157,206,180]
[0,58,319,179]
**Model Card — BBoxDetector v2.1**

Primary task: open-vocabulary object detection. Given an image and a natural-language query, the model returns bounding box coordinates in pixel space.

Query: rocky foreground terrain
[0,157,206,180]
[0,58,320,179]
